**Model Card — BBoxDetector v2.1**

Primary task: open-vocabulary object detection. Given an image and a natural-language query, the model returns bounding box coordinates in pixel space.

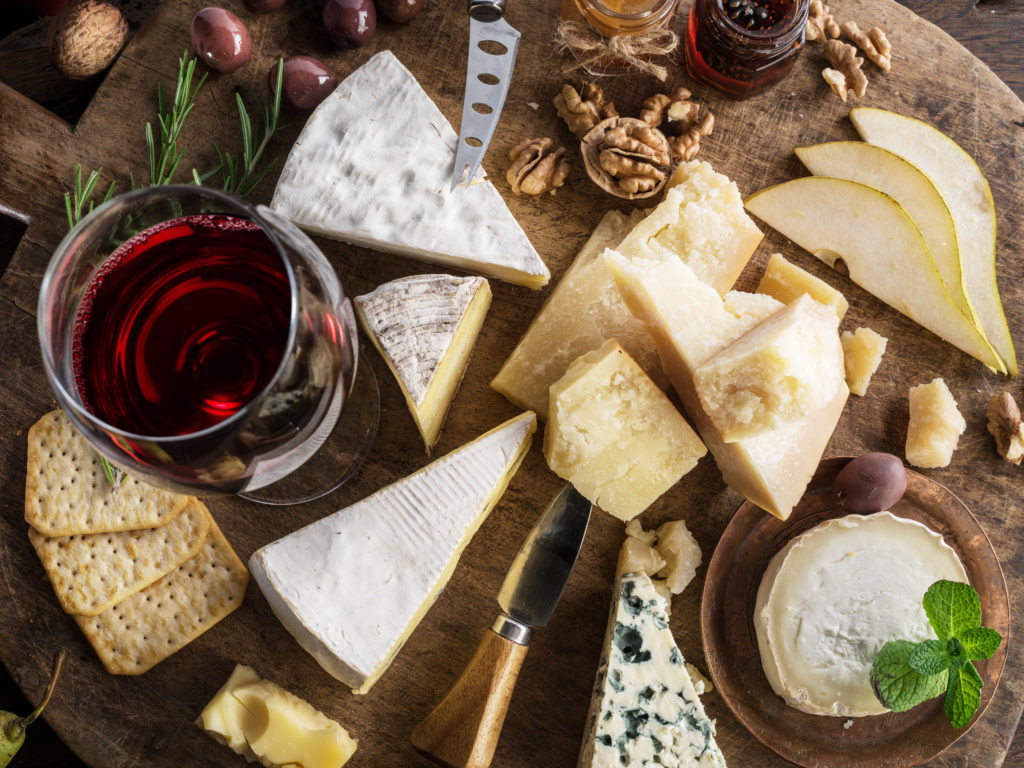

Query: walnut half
[986,391,1024,465]
[506,137,570,195]
[582,117,672,200]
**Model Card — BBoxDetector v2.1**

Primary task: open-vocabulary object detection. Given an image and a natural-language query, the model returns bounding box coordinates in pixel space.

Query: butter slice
[757,253,849,320]
[197,664,357,768]
[250,413,536,693]
[604,250,849,520]
[622,160,763,295]
[906,378,966,468]
[544,339,706,521]
[694,295,844,442]
[491,210,660,419]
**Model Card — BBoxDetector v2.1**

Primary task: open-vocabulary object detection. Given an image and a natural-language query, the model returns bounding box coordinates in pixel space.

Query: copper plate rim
[700,457,1010,768]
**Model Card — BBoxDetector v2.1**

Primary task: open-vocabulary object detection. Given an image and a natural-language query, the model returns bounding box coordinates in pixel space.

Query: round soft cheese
[753,511,968,717]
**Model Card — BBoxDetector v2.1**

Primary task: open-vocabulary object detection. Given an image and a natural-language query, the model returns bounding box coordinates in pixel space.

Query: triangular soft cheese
[355,274,491,450]
[249,412,537,694]
[270,50,549,289]
[578,572,728,768]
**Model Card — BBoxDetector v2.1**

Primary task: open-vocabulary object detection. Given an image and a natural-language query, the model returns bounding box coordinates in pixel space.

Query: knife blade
[411,484,592,768]
[450,0,521,191]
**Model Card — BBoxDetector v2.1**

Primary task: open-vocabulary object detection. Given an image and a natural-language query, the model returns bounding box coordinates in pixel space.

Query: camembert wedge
[271,51,549,288]
[356,274,491,449]
[249,412,536,694]
[578,572,727,768]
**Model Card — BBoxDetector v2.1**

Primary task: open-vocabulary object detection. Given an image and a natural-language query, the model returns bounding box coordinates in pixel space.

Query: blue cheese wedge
[249,412,536,694]
[355,274,491,450]
[270,51,548,289]
[579,572,727,768]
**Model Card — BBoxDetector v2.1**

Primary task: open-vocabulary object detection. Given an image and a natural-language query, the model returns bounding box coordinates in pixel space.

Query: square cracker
[29,498,211,616]
[25,410,188,536]
[73,515,249,675]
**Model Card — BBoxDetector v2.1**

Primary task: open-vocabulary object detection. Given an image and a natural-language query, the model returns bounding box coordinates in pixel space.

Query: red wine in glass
[73,214,293,438]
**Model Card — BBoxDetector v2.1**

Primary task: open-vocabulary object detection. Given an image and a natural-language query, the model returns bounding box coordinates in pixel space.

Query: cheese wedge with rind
[249,412,536,694]
[271,50,548,288]
[604,250,849,520]
[356,274,491,449]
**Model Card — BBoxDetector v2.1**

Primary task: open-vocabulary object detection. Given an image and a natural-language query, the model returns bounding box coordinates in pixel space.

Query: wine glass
[38,185,379,501]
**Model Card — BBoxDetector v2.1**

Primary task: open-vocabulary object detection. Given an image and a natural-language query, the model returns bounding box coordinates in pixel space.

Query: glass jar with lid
[560,0,680,38]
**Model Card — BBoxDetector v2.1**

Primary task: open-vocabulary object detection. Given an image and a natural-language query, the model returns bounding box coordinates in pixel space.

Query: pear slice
[745,177,1002,371]
[850,107,1015,376]
[794,141,972,321]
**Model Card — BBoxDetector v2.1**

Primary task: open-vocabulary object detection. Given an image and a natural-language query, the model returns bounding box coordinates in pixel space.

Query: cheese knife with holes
[411,484,592,768]
[449,0,521,190]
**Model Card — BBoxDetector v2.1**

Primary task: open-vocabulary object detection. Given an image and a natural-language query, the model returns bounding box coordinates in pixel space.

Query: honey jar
[560,0,680,38]
[684,0,809,98]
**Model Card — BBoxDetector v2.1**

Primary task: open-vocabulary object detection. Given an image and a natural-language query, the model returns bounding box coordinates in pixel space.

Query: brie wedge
[271,51,548,288]
[356,274,491,449]
[249,412,536,694]
[754,511,968,717]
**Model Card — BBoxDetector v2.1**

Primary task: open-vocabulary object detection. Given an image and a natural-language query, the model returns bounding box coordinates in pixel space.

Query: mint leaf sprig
[871,580,1002,728]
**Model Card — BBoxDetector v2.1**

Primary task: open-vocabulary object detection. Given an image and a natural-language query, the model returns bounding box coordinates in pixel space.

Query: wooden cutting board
[0,1,1021,766]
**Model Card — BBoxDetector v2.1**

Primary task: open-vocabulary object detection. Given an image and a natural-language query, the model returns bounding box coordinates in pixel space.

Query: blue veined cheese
[270,50,549,289]
[579,572,727,768]
[249,412,536,694]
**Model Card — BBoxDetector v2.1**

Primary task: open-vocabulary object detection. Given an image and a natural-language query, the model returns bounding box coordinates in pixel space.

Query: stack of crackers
[24,411,249,675]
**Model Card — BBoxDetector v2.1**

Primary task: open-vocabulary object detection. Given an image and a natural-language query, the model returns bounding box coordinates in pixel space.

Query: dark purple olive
[268,56,337,110]
[374,0,422,23]
[323,0,376,48]
[834,453,907,514]
[190,8,252,74]
[244,0,287,11]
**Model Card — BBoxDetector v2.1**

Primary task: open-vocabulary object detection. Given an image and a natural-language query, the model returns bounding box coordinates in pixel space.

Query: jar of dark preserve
[684,0,809,98]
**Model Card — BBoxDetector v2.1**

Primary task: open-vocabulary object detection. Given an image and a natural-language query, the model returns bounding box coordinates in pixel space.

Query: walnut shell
[48,0,129,80]
[581,116,670,200]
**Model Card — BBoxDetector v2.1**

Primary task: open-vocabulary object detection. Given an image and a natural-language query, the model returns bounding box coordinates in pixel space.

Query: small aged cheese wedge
[604,251,848,520]
[578,571,727,768]
[693,295,844,442]
[754,512,968,717]
[198,664,358,768]
[906,378,966,468]
[756,252,848,320]
[355,274,491,449]
[841,327,888,396]
[271,51,549,288]
[544,340,706,521]
[491,210,660,418]
[629,160,763,294]
[249,412,536,694]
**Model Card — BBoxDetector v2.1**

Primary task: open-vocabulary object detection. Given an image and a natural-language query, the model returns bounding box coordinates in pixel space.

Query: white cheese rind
[578,572,727,768]
[249,412,536,694]
[270,51,548,288]
[754,511,968,717]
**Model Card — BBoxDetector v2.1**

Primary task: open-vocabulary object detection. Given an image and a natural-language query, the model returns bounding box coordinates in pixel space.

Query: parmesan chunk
[757,252,849,320]
[906,378,966,468]
[841,327,888,396]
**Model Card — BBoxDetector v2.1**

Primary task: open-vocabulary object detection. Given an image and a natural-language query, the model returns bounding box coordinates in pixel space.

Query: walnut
[986,391,1024,465]
[841,21,892,71]
[48,0,129,80]
[554,83,618,139]
[639,87,692,127]
[584,118,672,198]
[805,0,840,41]
[667,110,713,162]
[506,137,570,195]
[824,39,868,98]
[822,67,849,101]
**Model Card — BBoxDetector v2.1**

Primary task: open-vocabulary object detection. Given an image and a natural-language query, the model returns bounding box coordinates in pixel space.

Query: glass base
[239,356,380,506]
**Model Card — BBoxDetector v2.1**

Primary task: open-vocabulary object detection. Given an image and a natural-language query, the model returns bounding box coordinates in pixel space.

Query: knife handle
[411,619,530,768]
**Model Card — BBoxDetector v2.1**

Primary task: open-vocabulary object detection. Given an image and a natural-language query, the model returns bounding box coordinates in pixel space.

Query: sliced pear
[850,107,1015,376]
[794,141,971,320]
[745,177,1002,371]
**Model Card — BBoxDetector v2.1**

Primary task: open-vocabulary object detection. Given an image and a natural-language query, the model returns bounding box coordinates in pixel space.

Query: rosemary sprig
[64,165,116,230]
[101,456,128,490]
[148,52,207,186]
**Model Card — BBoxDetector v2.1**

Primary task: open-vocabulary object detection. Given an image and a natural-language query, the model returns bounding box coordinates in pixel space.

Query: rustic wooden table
[0,0,1022,766]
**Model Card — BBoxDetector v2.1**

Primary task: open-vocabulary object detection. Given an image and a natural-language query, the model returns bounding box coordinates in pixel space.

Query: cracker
[25,410,188,536]
[29,498,210,616]
[73,515,249,675]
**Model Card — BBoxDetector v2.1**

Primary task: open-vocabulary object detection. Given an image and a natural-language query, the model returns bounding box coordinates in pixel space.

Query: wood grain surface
[0,1,1022,768]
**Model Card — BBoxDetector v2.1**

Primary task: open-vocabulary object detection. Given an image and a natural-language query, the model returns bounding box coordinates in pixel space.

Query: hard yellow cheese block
[604,250,849,520]
[491,210,659,419]
[694,295,844,442]
[906,378,966,468]
[544,339,706,521]
[197,664,357,768]
[757,253,849,320]
[622,160,764,295]
[841,327,888,396]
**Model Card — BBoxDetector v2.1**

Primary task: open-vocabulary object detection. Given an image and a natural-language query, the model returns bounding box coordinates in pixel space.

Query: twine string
[554,20,679,81]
